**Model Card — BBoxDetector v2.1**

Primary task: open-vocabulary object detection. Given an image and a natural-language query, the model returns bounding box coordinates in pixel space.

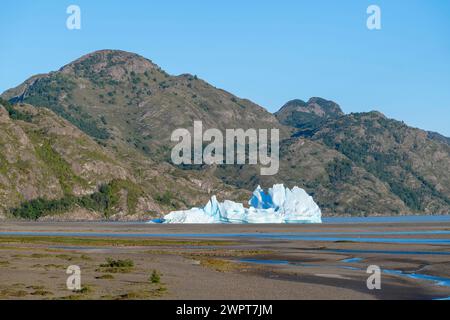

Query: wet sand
[0,222,449,300]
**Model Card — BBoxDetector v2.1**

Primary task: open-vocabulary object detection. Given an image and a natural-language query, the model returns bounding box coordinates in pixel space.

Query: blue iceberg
[160,184,322,224]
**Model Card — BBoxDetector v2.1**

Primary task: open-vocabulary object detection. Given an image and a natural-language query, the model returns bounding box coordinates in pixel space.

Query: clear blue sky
[1,0,449,135]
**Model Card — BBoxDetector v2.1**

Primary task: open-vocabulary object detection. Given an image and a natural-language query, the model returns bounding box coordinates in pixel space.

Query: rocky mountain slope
[2,49,449,217]
[3,50,285,161]
[0,98,244,220]
[307,112,450,213]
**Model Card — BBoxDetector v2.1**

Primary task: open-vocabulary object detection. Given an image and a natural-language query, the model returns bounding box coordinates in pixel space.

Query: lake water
[322,215,450,224]
[147,215,450,224]
[236,257,450,300]
[1,230,449,245]
[1,215,449,245]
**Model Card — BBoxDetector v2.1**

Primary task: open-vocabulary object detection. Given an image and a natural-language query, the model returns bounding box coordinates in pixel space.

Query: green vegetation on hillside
[155,191,175,207]
[0,98,32,122]
[109,179,145,213]
[326,158,353,185]
[9,180,145,220]
[10,184,115,220]
[17,75,110,140]
[33,139,86,194]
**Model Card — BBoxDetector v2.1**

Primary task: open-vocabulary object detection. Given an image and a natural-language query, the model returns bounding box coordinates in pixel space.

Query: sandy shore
[0,222,449,300]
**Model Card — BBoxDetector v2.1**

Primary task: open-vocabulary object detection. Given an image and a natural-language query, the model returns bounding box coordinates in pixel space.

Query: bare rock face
[79,161,129,181]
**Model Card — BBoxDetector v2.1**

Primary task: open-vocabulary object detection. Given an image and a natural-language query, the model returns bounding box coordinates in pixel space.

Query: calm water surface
[323,215,450,224]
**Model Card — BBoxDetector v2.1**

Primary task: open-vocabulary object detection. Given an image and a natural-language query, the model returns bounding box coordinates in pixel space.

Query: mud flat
[0,221,449,300]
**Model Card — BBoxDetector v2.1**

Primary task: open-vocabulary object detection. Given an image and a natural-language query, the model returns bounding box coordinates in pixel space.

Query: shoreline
[2,213,449,225]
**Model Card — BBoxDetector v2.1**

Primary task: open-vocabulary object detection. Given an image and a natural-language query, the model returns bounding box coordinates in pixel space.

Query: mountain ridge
[2,49,449,218]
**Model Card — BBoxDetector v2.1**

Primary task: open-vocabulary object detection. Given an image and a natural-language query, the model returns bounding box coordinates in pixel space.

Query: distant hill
[275,97,344,131]
[303,111,450,214]
[2,49,449,217]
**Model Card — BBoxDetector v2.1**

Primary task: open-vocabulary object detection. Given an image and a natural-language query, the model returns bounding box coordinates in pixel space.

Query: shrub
[149,270,161,284]
[101,258,134,268]
[98,258,134,273]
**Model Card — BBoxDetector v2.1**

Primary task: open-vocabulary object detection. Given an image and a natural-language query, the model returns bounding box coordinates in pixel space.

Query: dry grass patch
[0,288,29,298]
[113,286,167,300]
[188,249,273,258]
[0,236,236,247]
[0,260,10,267]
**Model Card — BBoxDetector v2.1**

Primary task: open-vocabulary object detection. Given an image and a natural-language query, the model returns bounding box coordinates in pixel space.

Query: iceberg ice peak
[160,184,322,224]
